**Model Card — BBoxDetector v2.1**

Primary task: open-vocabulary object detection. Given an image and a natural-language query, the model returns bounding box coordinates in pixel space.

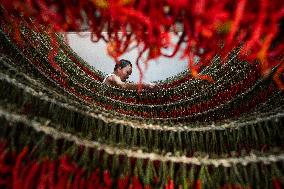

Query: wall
[66,32,189,82]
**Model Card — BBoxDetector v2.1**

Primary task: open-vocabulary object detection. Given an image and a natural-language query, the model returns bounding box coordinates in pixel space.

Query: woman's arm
[108,75,155,90]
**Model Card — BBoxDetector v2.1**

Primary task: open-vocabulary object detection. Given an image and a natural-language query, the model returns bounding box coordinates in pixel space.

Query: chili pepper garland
[1,0,284,87]
[0,21,276,121]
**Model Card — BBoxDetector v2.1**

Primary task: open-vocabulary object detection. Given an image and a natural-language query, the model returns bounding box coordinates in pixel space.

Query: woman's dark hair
[114,59,132,71]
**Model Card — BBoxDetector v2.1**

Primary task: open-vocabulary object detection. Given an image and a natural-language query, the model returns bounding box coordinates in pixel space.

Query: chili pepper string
[1,0,283,87]
[1,11,284,189]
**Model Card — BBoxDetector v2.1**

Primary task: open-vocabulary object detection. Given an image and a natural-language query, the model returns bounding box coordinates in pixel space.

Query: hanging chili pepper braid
[1,0,283,86]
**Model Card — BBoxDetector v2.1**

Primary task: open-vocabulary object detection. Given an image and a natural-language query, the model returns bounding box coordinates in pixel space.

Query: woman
[103,59,155,90]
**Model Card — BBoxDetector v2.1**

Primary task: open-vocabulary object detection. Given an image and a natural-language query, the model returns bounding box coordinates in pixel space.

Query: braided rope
[1,106,284,167]
[1,69,283,133]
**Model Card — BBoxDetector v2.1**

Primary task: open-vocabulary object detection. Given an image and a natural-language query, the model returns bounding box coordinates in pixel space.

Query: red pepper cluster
[4,142,269,189]
[1,0,283,87]
[0,142,191,189]
[0,143,145,189]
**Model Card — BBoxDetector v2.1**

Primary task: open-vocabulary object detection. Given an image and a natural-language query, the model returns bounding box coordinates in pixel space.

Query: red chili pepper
[66,178,73,189]
[78,178,86,189]
[165,178,174,189]
[48,160,57,189]
[272,177,283,189]
[195,179,202,189]
[59,155,78,174]
[130,176,142,189]
[118,174,130,189]
[24,161,41,189]
[0,144,12,188]
[103,170,112,188]
[56,156,76,189]
[273,64,284,90]
[226,0,247,44]
[55,174,69,189]
[37,160,48,189]
[86,168,101,189]
[73,168,85,189]
[13,146,29,189]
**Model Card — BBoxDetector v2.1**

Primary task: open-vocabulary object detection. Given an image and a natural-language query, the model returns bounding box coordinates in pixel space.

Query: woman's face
[118,65,132,82]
